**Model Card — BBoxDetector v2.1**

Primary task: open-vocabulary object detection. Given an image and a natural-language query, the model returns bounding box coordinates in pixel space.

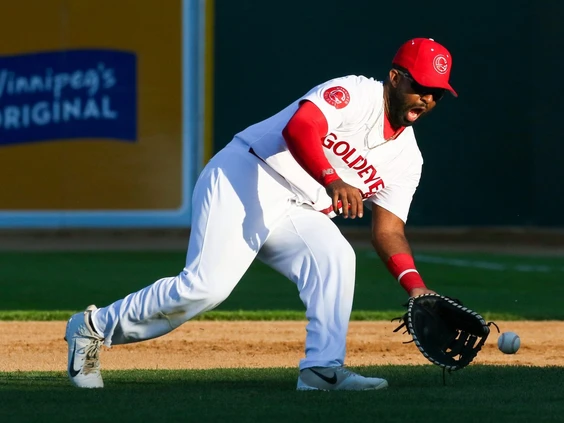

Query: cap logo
[323,86,350,109]
[433,55,448,74]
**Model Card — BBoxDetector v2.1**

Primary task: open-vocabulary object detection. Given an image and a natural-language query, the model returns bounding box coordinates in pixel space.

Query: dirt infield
[1,229,562,372]
[1,321,563,372]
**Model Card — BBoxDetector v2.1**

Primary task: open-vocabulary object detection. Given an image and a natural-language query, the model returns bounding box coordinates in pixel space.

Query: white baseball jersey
[235,75,423,223]
[89,75,424,374]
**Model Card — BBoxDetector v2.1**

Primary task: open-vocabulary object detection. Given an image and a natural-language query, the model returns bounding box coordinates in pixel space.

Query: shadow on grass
[2,364,563,390]
[1,366,563,423]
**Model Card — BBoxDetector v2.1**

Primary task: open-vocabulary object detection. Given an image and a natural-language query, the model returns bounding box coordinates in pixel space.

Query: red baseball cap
[392,38,458,97]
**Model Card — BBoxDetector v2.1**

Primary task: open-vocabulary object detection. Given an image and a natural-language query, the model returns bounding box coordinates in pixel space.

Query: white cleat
[64,305,104,388]
[297,366,388,391]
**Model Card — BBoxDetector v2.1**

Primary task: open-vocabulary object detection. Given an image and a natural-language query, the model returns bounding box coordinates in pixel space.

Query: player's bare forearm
[371,229,412,262]
[370,204,411,261]
[371,204,435,297]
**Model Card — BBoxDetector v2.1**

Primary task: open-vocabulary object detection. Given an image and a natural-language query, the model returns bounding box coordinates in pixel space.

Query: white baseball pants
[91,138,357,369]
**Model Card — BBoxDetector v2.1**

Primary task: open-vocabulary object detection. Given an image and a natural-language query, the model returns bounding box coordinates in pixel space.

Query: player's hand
[325,179,364,219]
[408,287,437,297]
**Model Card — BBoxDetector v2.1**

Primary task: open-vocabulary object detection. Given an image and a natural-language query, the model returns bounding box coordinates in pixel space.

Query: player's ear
[389,69,401,88]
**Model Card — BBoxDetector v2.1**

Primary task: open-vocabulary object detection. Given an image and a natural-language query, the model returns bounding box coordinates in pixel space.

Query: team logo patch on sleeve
[323,86,350,109]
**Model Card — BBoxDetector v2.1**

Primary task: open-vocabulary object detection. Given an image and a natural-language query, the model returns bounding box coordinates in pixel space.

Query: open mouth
[406,107,425,123]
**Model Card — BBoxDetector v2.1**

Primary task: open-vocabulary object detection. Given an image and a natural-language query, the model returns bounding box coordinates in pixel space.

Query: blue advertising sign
[0,49,137,145]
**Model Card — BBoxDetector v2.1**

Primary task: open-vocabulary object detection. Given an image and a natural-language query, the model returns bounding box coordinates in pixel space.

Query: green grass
[1,249,563,320]
[1,249,563,422]
[0,309,523,321]
[1,366,563,423]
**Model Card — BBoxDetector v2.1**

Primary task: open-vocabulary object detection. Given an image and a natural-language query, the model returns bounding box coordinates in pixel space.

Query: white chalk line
[365,252,564,273]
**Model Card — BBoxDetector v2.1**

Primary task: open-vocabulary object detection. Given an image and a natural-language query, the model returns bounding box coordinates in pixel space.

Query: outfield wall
[0,0,212,228]
[213,0,562,228]
[1,1,561,229]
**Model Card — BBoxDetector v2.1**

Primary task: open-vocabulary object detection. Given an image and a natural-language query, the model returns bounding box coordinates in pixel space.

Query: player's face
[387,69,446,127]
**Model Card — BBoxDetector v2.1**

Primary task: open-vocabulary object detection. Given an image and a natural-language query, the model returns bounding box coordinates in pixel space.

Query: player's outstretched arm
[371,204,435,297]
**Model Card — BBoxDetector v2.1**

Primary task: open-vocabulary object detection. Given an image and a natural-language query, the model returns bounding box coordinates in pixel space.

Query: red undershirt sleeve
[282,100,341,187]
[386,253,427,293]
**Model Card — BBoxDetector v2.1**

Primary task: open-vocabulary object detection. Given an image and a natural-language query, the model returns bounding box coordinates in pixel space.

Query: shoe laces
[82,337,103,375]
[338,367,359,378]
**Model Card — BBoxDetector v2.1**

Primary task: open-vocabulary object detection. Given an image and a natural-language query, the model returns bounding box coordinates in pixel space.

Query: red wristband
[386,253,426,293]
[319,168,341,187]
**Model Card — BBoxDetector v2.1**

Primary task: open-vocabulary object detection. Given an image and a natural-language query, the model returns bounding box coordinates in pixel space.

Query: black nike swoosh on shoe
[310,368,338,384]
[68,344,81,378]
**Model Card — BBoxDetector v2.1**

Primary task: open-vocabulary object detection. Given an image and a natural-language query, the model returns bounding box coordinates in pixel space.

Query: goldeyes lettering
[322,133,385,197]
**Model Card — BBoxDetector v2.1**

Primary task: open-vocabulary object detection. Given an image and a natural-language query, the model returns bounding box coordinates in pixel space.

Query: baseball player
[65,38,456,390]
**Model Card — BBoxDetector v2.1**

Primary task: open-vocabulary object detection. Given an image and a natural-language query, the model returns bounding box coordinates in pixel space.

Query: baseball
[497,332,521,354]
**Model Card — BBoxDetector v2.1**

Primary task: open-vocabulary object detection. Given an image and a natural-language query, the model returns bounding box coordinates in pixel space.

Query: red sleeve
[386,253,427,293]
[282,100,341,187]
